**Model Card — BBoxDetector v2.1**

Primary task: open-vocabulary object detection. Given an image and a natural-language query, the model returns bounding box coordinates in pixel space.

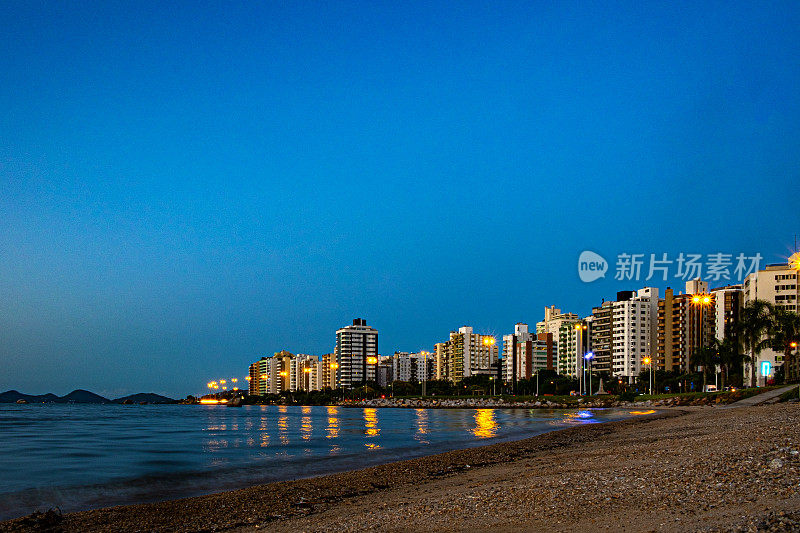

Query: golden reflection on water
[363,408,380,449]
[472,409,498,439]
[301,406,313,441]
[414,408,430,443]
[259,413,270,447]
[326,406,339,439]
[278,405,289,445]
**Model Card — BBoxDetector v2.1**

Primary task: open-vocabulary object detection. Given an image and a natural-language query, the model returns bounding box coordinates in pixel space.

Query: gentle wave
[0,404,633,520]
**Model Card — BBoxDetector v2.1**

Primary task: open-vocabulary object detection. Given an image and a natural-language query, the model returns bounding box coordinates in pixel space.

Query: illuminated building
[335,318,379,389]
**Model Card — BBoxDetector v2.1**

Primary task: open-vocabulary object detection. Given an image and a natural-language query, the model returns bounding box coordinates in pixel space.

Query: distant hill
[0,389,109,403]
[60,389,110,403]
[0,389,179,404]
[113,393,176,404]
[0,390,60,403]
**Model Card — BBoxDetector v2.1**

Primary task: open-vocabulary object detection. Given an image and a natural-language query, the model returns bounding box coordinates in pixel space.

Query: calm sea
[0,404,635,520]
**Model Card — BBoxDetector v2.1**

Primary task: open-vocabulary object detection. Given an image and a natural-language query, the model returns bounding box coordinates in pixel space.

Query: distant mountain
[0,390,28,402]
[0,390,177,404]
[113,393,176,404]
[0,390,60,403]
[59,390,110,403]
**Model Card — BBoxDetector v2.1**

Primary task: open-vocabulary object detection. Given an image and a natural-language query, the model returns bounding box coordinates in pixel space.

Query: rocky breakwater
[344,394,740,409]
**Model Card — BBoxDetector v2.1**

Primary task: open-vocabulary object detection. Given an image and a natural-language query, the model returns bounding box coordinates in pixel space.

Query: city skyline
[3,2,800,398]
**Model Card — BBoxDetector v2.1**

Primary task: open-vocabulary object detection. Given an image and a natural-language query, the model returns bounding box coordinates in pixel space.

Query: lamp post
[691,294,713,379]
[584,352,594,396]
[792,341,798,399]
[420,351,430,397]
[489,376,495,396]
[643,356,653,395]
[366,356,378,399]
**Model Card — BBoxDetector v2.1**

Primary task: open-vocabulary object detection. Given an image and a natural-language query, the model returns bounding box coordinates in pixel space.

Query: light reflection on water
[0,404,635,520]
[472,409,498,438]
[414,409,429,444]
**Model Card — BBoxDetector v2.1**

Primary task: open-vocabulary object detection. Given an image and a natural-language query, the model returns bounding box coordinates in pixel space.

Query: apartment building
[335,318,379,389]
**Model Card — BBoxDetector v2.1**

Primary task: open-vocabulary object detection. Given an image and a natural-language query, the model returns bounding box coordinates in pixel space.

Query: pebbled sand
[2,404,799,532]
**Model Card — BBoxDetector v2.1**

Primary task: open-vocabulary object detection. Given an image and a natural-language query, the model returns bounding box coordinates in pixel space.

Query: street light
[419,351,430,397]
[643,356,653,395]
[583,352,594,396]
[691,293,713,382]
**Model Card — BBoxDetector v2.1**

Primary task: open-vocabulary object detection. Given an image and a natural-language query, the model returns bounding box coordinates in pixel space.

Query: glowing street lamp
[419,351,430,397]
[691,293,713,363]
[643,356,653,395]
[583,352,594,396]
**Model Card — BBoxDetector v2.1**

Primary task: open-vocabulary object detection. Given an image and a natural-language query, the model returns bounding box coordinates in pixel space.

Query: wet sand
[2,404,798,532]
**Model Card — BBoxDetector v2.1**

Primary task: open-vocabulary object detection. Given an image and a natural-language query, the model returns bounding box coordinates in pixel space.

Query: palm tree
[690,345,717,392]
[737,300,774,387]
[769,307,800,383]
[715,336,743,391]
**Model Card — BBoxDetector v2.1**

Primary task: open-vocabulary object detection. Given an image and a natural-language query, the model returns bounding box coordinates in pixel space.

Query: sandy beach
[2,403,799,532]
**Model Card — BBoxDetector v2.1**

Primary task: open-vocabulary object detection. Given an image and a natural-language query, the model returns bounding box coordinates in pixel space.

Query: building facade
[590,301,613,375]
[743,261,799,384]
[657,280,715,373]
[536,306,580,372]
[611,288,659,382]
[442,326,498,382]
[335,318,379,389]
[501,323,553,383]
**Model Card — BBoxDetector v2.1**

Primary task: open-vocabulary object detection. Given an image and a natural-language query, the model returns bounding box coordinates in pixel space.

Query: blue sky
[2,1,799,398]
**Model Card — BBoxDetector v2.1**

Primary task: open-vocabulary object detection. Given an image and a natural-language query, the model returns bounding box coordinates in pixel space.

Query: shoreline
[0,409,680,532]
[4,403,799,532]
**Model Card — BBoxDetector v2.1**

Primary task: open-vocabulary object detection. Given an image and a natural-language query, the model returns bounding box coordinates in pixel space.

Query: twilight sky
[2,1,799,398]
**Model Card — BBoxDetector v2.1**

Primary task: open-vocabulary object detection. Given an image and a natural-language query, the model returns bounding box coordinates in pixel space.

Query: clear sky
[2,1,799,398]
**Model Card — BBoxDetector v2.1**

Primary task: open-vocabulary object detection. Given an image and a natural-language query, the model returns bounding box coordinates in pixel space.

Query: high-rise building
[657,280,714,373]
[743,259,799,383]
[536,306,580,371]
[321,353,336,389]
[591,301,613,375]
[248,351,293,395]
[391,351,436,383]
[502,323,553,383]
[611,288,659,382]
[558,320,592,378]
[249,357,268,395]
[292,354,321,392]
[335,318,379,389]
[447,326,498,381]
[711,284,743,342]
[376,356,393,388]
[434,341,450,381]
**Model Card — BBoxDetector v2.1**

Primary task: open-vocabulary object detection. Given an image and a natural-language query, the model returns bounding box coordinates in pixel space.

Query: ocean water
[0,404,636,520]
